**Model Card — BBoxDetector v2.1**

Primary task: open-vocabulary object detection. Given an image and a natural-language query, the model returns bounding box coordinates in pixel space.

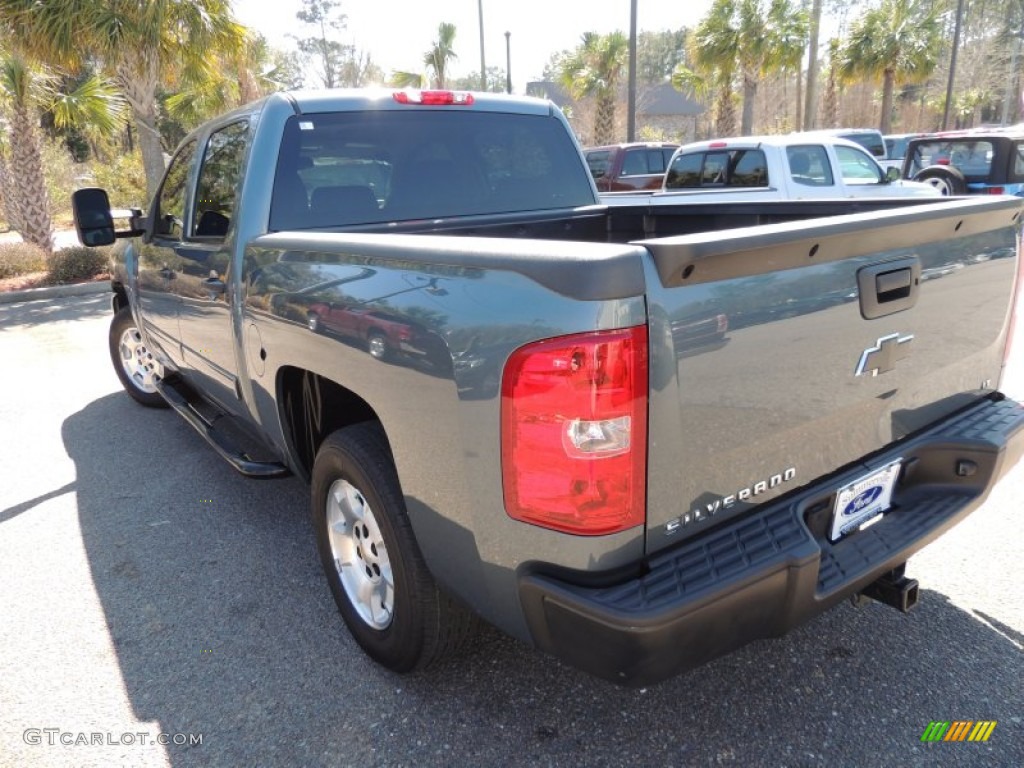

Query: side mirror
[71,187,147,246]
[885,166,901,183]
[71,188,116,246]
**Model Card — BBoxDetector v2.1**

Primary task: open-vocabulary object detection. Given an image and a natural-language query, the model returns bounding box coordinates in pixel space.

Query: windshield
[269,110,595,230]
[906,139,995,179]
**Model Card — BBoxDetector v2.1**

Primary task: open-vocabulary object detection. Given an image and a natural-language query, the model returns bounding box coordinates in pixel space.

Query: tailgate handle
[876,268,912,298]
[858,257,920,320]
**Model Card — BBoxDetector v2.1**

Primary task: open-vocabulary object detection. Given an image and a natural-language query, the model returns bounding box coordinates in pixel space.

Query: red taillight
[988,187,1005,195]
[708,141,727,148]
[393,90,474,106]
[500,327,648,535]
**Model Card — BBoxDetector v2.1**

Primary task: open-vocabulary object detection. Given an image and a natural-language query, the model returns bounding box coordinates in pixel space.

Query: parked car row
[587,126,1024,202]
[596,134,938,206]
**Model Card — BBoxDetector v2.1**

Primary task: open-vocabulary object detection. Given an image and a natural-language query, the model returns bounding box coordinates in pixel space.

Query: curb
[0,281,110,306]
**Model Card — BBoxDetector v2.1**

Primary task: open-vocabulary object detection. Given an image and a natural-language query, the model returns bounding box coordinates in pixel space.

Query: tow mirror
[71,187,147,246]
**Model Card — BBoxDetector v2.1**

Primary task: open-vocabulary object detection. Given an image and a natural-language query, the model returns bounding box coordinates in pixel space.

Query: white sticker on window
[299,121,314,131]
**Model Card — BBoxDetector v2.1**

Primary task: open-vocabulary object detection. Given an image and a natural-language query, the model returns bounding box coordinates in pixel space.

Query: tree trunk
[823,64,838,128]
[117,53,165,205]
[803,0,823,130]
[880,70,896,134]
[0,150,24,234]
[7,102,53,252]
[741,74,757,134]
[795,66,803,133]
[594,91,617,145]
[715,86,737,137]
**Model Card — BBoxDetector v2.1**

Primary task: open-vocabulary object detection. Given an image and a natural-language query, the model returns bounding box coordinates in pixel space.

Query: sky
[233,0,716,94]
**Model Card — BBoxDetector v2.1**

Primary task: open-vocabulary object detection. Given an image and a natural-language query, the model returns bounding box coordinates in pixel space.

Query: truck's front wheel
[108,307,168,408]
[311,422,476,672]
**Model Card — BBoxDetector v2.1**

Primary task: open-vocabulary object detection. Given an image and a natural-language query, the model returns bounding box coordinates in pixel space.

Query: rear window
[270,110,595,230]
[665,149,768,189]
[906,139,995,179]
[620,148,672,176]
[838,131,886,158]
[585,150,611,179]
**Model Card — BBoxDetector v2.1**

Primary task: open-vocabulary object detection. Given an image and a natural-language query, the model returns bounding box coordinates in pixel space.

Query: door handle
[857,257,920,319]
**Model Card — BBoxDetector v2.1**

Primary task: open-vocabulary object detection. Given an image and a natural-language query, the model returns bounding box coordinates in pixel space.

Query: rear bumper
[519,396,1024,686]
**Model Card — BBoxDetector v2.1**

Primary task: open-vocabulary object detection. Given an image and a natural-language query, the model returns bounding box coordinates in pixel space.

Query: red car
[583,142,678,192]
[306,303,418,360]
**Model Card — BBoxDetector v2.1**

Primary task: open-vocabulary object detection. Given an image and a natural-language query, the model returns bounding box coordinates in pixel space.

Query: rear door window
[787,145,834,186]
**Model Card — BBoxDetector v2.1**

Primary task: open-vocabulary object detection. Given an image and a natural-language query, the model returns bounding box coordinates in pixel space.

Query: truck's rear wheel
[311,422,476,672]
[108,307,168,408]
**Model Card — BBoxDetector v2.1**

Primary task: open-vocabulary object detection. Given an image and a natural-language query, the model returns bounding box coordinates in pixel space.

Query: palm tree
[0,55,49,250]
[688,0,806,135]
[838,0,943,134]
[0,54,125,252]
[424,22,458,89]
[559,31,630,145]
[167,32,289,131]
[389,23,458,90]
[0,0,247,202]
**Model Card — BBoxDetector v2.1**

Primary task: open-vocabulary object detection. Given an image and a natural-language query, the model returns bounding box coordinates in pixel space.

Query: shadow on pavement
[0,292,112,330]
[63,393,1024,767]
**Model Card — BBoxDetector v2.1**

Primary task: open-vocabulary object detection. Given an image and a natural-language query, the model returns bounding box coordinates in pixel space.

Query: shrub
[88,151,148,209]
[0,242,48,279]
[45,245,110,284]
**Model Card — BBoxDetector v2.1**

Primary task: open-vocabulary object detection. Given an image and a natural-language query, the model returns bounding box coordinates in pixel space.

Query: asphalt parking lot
[1,293,1022,767]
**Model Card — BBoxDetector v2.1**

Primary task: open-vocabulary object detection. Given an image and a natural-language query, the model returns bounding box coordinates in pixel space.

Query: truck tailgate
[641,197,1022,553]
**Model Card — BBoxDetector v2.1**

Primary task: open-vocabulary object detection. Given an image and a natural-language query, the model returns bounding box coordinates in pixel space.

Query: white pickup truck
[601,134,938,205]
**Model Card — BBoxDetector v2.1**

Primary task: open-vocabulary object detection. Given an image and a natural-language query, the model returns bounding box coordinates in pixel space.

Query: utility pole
[942,0,966,131]
[803,0,823,130]
[477,0,487,91]
[505,32,512,94]
[627,0,638,141]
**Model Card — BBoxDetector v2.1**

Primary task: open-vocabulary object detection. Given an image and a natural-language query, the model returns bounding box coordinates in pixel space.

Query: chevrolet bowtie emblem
[855,333,914,377]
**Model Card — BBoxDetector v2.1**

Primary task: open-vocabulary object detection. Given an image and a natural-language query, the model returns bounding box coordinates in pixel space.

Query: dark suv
[902,129,1024,196]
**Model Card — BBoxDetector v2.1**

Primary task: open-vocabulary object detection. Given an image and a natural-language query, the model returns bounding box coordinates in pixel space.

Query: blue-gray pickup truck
[73,88,1024,686]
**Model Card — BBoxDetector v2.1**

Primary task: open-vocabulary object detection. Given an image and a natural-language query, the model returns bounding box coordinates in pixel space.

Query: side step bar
[156,377,290,479]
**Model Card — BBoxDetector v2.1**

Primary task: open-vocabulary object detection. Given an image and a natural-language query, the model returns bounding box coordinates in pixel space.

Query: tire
[108,306,168,408]
[307,312,321,333]
[913,166,967,195]
[367,331,389,360]
[311,422,477,672]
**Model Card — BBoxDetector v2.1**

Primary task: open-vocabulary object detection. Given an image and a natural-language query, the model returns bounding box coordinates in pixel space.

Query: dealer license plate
[829,460,902,542]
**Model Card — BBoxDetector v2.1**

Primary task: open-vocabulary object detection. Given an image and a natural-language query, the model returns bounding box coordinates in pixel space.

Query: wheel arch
[276,366,385,482]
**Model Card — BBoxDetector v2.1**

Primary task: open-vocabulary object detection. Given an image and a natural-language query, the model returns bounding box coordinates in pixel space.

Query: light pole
[505,32,512,94]
[627,0,637,141]
[477,0,487,91]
